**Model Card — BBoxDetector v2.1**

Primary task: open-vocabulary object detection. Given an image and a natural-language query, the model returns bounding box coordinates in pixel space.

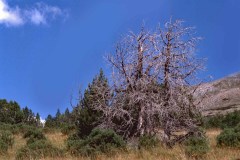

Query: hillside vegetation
[0,128,240,160]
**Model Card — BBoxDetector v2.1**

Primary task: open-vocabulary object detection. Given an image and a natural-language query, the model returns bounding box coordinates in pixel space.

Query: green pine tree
[36,113,41,127]
[45,114,55,128]
[75,69,111,138]
[63,108,71,123]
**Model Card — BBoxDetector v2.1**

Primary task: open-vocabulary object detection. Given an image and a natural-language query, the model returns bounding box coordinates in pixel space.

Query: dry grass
[1,130,240,160]
[0,134,25,160]
[45,132,68,149]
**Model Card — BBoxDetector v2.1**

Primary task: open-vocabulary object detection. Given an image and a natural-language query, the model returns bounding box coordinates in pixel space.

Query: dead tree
[154,20,205,145]
[93,19,205,144]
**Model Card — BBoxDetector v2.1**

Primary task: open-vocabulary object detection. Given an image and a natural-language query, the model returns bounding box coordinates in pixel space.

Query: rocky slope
[197,73,240,116]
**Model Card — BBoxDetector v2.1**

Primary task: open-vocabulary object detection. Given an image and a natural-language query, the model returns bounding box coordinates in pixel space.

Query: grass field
[0,129,240,160]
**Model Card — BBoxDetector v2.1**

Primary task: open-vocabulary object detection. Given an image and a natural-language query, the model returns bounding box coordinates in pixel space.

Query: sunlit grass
[45,132,68,149]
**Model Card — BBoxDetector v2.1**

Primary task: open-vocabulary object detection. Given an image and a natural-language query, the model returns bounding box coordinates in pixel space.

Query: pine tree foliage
[73,69,111,138]
[0,99,41,126]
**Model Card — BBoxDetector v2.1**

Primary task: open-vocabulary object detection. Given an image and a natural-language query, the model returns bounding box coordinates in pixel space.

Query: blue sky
[0,0,240,118]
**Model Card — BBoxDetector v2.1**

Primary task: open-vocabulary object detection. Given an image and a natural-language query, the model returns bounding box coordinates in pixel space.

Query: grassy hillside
[0,129,240,160]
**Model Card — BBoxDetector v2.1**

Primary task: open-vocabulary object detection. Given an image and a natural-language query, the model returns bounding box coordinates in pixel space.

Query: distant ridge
[198,72,240,116]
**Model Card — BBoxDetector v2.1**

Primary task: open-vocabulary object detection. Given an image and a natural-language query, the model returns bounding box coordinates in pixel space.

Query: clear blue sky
[0,0,240,118]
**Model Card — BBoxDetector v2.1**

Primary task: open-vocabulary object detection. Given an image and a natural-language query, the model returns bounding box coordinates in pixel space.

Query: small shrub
[217,128,240,148]
[87,128,126,152]
[0,131,14,154]
[16,140,63,160]
[17,124,37,134]
[234,123,240,132]
[0,139,8,154]
[139,135,160,149]
[66,139,88,156]
[0,123,18,134]
[67,129,126,156]
[184,136,210,158]
[4,124,39,135]
[0,123,11,131]
[203,114,224,129]
[221,111,240,129]
[203,111,240,129]
[23,129,45,139]
[61,125,76,135]
[23,129,46,145]
[0,131,14,148]
[67,133,79,141]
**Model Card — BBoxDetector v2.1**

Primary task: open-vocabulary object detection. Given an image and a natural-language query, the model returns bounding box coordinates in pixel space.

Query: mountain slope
[198,73,240,116]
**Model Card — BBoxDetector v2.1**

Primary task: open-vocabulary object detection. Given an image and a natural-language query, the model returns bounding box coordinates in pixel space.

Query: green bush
[67,129,126,156]
[0,131,14,154]
[66,139,92,156]
[0,131,14,148]
[0,123,48,135]
[203,115,224,129]
[87,129,126,152]
[184,136,210,158]
[221,111,240,128]
[23,129,46,145]
[67,133,79,141]
[16,140,63,160]
[234,123,240,132]
[204,111,240,129]
[139,135,160,149]
[15,124,37,135]
[23,129,45,139]
[61,125,75,135]
[217,128,240,148]
[0,123,19,134]
[0,139,8,154]
[0,123,38,135]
